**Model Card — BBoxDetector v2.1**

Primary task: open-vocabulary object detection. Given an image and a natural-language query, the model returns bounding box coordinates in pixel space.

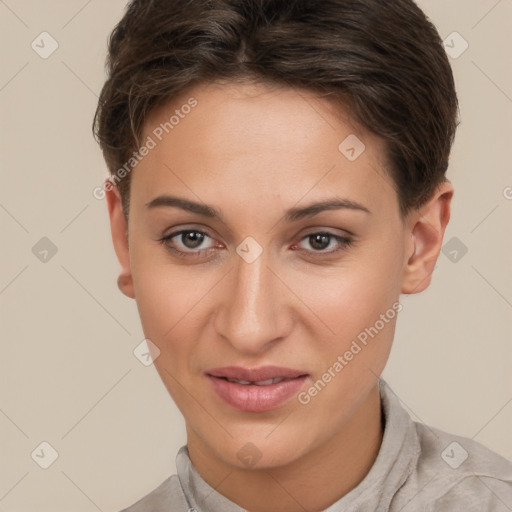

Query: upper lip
[206,366,309,382]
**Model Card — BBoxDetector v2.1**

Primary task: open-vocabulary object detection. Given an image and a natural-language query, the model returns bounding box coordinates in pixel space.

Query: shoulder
[410,421,512,511]
[118,474,190,512]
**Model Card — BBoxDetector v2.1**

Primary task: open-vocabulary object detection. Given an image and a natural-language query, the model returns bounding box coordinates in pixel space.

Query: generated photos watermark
[92,97,198,200]
[298,301,403,405]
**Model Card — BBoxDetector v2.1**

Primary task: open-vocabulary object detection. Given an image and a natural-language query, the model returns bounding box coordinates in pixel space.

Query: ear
[105,180,135,299]
[401,181,454,294]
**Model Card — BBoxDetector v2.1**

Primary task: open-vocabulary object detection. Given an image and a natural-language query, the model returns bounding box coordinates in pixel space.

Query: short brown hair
[93,0,459,218]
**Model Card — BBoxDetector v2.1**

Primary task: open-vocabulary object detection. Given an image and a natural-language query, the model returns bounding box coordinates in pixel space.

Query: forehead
[131,80,397,216]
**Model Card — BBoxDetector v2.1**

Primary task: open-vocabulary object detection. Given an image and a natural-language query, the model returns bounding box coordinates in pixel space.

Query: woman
[94,0,512,510]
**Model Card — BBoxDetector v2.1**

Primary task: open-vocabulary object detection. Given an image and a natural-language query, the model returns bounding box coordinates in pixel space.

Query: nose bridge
[215,250,288,352]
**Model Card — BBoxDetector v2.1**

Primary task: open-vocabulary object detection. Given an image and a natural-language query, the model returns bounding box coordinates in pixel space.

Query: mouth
[206,365,309,382]
[213,376,295,386]
[206,366,309,412]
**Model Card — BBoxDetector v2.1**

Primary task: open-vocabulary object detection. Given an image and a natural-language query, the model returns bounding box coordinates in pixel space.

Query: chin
[211,433,308,471]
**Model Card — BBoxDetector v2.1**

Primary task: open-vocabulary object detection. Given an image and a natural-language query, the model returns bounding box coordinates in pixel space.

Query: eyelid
[299,226,354,238]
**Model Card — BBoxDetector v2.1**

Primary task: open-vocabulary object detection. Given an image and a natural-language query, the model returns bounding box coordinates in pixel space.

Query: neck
[187,382,383,512]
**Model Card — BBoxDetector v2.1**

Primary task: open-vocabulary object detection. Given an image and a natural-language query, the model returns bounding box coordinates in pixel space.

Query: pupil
[183,231,204,249]
[310,234,329,250]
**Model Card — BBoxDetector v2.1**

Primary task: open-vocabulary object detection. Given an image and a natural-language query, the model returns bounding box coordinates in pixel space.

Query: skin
[106,80,453,512]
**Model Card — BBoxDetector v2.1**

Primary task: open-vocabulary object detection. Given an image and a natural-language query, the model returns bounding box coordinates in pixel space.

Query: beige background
[0,1,511,511]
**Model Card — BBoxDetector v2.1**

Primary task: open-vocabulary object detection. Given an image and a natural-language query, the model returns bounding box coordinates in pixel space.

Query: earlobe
[105,180,135,299]
[401,181,454,294]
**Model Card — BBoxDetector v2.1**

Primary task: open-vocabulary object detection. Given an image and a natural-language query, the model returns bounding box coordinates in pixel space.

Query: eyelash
[158,229,353,259]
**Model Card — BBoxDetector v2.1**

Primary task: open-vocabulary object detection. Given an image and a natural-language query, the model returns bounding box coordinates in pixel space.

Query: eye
[158,228,353,260]
[294,231,353,256]
[158,229,219,257]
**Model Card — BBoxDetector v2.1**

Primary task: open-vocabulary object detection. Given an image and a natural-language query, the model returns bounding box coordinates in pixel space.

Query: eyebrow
[144,194,371,222]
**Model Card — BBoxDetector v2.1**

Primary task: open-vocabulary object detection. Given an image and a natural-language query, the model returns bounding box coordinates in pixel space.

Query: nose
[213,251,293,354]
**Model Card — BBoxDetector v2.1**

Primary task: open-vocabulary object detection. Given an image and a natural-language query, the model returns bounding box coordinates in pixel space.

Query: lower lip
[207,375,308,412]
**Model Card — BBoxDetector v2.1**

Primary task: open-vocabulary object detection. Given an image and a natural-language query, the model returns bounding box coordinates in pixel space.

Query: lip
[206,366,309,412]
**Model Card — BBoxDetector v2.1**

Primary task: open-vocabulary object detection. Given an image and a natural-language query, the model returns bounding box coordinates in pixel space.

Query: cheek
[129,242,196,346]
[130,257,199,404]
[290,239,403,379]
[294,255,401,339]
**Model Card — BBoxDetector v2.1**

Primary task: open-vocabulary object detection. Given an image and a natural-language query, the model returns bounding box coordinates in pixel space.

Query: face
[112,80,416,469]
